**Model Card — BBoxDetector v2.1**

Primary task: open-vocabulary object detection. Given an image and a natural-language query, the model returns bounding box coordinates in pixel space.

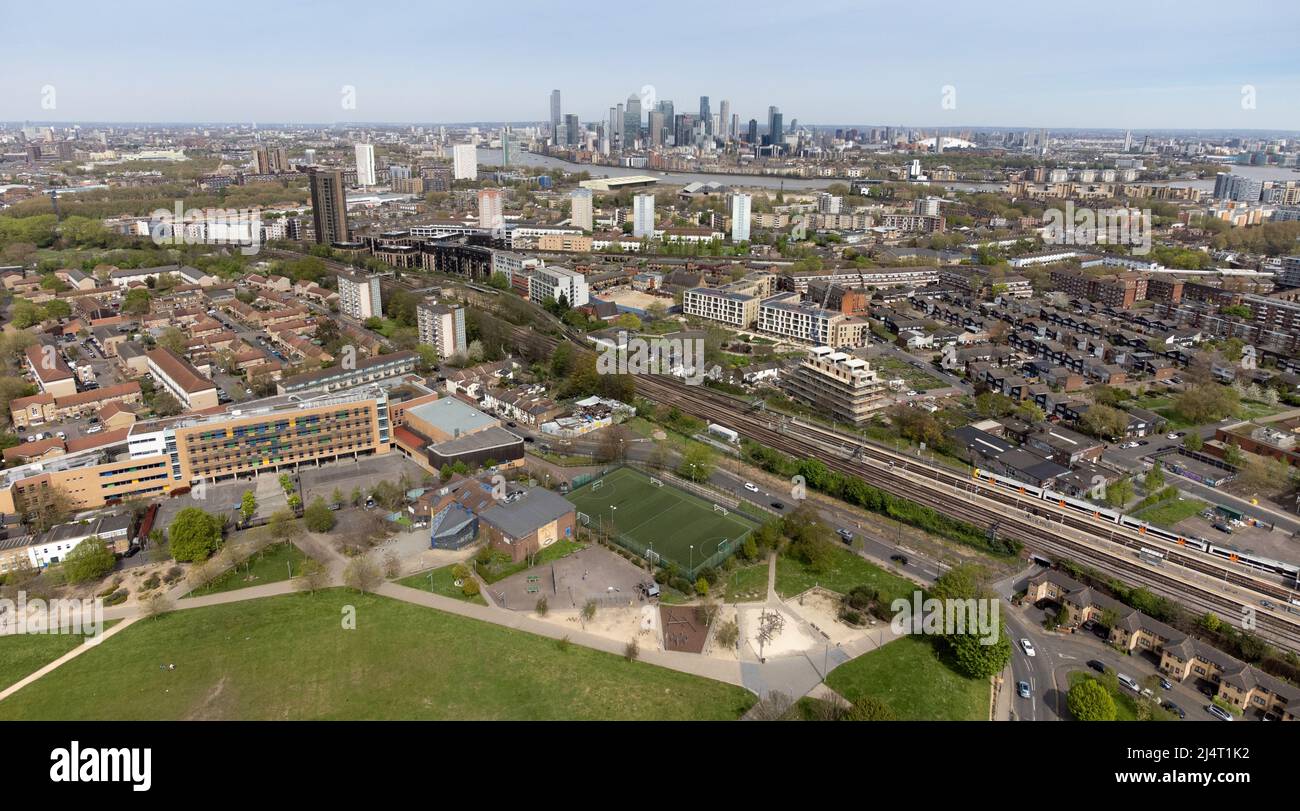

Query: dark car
[523,436,534,443]
[770,502,785,510]
[1164,702,1186,719]
[506,421,517,428]
[836,529,854,544]
[1087,659,1107,674]
[890,553,908,566]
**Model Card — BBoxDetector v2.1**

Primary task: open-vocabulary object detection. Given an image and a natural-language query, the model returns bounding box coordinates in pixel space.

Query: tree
[168,507,223,562]
[122,287,151,315]
[623,638,640,661]
[63,537,116,583]
[294,557,330,594]
[581,598,597,626]
[676,443,714,483]
[845,696,897,721]
[156,327,188,356]
[239,490,257,524]
[1144,463,1165,492]
[1067,678,1117,721]
[140,593,173,621]
[151,391,182,417]
[1183,432,1203,452]
[304,497,336,532]
[949,628,1013,679]
[1080,404,1129,441]
[383,550,401,579]
[342,557,382,593]
[1105,477,1135,509]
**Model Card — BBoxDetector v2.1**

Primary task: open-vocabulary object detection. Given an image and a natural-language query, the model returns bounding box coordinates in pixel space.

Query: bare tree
[747,690,796,721]
[141,593,173,620]
[343,557,383,594]
[382,550,402,579]
[294,557,330,594]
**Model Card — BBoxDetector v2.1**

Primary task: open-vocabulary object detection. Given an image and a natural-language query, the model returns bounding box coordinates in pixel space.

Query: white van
[1117,673,1141,693]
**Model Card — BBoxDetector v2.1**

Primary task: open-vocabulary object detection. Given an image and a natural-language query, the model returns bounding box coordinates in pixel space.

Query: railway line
[632,375,1300,652]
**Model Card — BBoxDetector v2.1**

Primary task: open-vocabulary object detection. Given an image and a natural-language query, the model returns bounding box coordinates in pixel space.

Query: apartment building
[1026,570,1295,720]
[1050,268,1149,308]
[416,300,468,359]
[25,344,78,398]
[337,271,383,320]
[881,213,945,233]
[146,347,219,411]
[537,233,593,253]
[683,287,760,328]
[528,265,589,308]
[780,266,939,293]
[276,351,418,396]
[758,292,871,346]
[781,346,887,424]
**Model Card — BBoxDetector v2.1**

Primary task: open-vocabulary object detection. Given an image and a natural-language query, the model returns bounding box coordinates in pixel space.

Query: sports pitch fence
[566,466,759,581]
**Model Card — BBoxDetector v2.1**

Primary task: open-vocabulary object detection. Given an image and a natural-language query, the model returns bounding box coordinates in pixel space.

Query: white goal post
[712,504,729,515]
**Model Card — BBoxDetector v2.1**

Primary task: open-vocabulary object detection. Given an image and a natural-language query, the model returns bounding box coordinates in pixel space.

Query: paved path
[0,616,141,703]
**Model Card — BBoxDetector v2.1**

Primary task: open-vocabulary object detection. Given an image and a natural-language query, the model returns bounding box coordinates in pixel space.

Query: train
[972,467,1300,585]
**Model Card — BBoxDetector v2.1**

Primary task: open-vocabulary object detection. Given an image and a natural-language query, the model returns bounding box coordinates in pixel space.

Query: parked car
[1205,703,1235,721]
[1166,432,1179,440]
[770,502,784,510]
[1164,701,1186,719]
[1087,659,1107,674]
[1118,673,1141,693]
[1019,638,1036,657]
[1017,681,1032,699]
[836,528,854,544]
[1160,677,1172,691]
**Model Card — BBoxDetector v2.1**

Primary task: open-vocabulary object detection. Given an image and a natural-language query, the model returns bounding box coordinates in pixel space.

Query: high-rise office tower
[655,99,674,145]
[308,168,349,244]
[570,187,593,231]
[624,95,642,146]
[1123,130,1133,152]
[609,107,620,150]
[565,114,580,147]
[614,103,624,149]
[648,111,665,147]
[699,96,711,134]
[354,143,376,186]
[632,194,655,238]
[719,100,730,139]
[502,124,511,166]
[304,148,316,165]
[747,119,758,144]
[730,193,751,243]
[731,114,739,142]
[452,143,477,180]
[478,188,504,229]
[550,89,562,141]
[768,107,784,145]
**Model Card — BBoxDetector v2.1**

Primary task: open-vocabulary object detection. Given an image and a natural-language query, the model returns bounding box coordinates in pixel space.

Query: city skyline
[2,0,1298,130]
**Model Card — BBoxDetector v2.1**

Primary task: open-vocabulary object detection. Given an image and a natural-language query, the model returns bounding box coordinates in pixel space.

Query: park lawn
[825,635,989,721]
[1067,672,1176,721]
[476,539,586,585]
[397,564,487,606]
[0,620,120,691]
[185,542,307,598]
[774,545,915,604]
[0,591,753,721]
[1135,497,1208,528]
[723,561,769,602]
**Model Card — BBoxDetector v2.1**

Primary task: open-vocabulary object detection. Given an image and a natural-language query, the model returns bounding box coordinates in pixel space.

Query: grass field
[1134,497,1208,529]
[0,590,754,720]
[397,565,488,606]
[723,561,770,601]
[567,467,757,576]
[186,542,307,597]
[825,635,989,721]
[0,621,119,691]
[775,545,916,603]
[1067,671,1176,721]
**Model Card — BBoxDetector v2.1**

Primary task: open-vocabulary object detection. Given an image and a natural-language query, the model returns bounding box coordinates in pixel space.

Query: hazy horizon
[2,0,1298,130]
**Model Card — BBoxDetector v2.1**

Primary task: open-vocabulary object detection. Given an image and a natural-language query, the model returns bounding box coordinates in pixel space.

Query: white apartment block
[730,193,751,243]
[683,287,759,328]
[570,188,594,231]
[491,250,542,282]
[529,266,589,308]
[758,293,870,346]
[633,194,655,238]
[337,272,383,320]
[453,143,477,181]
[416,300,467,359]
[354,143,376,186]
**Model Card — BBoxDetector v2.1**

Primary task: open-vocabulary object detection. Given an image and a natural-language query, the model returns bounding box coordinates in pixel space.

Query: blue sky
[2,0,1298,130]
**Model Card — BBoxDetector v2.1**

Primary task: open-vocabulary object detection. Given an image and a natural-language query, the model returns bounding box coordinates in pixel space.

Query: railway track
[632,375,1300,652]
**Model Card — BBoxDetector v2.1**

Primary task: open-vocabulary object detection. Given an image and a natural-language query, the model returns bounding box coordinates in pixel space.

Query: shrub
[624,638,640,661]
[461,578,481,597]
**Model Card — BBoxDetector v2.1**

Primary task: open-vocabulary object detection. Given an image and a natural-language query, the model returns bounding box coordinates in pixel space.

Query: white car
[1019,638,1036,657]
[906,390,918,396]
[1166,433,1178,440]
[744,482,759,493]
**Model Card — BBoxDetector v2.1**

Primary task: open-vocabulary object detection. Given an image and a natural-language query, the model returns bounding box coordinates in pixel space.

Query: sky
[2,0,1299,131]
